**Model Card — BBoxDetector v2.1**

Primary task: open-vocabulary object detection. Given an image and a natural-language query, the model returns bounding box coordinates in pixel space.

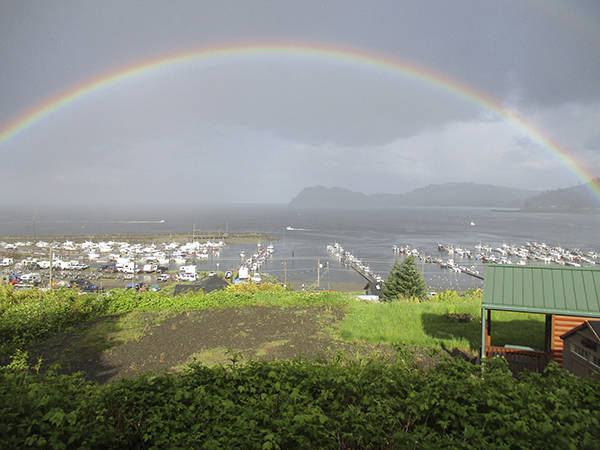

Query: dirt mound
[29,305,393,384]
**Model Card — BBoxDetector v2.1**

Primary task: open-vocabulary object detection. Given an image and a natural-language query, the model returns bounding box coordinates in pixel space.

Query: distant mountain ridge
[289,186,370,209]
[289,183,539,209]
[523,178,600,211]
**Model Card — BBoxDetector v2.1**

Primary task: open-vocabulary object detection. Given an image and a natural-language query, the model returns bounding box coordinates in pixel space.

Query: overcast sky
[1,0,599,205]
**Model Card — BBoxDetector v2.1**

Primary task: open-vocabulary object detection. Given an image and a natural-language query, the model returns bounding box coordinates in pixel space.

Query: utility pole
[283,260,287,287]
[48,244,53,289]
[131,239,136,290]
[317,257,321,287]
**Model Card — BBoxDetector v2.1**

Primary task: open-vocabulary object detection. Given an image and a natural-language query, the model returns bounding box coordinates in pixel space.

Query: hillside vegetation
[524,177,600,211]
[1,285,599,447]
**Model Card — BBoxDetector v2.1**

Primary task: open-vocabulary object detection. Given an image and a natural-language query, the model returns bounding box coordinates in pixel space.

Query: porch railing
[485,346,551,375]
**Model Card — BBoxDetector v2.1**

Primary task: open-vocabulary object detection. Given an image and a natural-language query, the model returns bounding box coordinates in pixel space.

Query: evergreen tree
[382,260,403,301]
[397,255,427,299]
[383,255,427,301]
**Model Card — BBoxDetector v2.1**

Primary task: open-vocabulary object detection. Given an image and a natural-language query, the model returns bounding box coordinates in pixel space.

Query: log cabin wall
[551,315,589,365]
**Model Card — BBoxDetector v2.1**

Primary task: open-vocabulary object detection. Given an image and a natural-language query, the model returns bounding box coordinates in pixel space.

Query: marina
[0,236,275,289]
[325,239,600,291]
[392,241,599,281]
[0,205,599,292]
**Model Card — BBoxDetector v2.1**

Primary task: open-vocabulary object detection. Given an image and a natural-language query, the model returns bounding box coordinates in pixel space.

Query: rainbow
[0,42,598,198]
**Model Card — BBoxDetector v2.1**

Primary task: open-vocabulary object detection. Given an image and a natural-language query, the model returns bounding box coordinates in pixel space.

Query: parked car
[99,263,117,273]
[81,284,101,293]
[70,278,101,292]
[19,273,42,286]
[179,273,197,282]
[70,278,91,288]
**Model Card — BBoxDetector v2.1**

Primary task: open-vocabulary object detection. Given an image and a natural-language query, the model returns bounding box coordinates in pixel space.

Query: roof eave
[482,303,600,318]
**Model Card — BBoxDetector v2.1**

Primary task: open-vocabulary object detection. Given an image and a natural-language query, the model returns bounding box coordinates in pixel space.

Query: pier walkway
[326,243,383,296]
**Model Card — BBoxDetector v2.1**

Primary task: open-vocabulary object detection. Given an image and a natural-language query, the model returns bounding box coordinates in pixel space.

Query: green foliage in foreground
[0,284,351,359]
[1,284,545,358]
[102,283,350,314]
[0,286,110,358]
[340,291,546,351]
[1,355,598,448]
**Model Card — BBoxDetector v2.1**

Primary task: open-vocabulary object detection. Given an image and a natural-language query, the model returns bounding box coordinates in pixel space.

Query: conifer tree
[382,260,403,301]
[397,255,427,299]
[383,255,427,301]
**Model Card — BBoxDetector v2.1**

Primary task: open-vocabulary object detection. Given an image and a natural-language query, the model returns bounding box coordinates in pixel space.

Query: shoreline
[0,232,279,244]
[492,208,600,214]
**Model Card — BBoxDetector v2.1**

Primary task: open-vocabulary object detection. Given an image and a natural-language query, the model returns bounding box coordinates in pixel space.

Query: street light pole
[48,244,53,289]
[317,258,320,287]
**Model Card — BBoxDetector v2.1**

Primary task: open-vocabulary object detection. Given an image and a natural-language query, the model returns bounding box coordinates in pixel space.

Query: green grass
[0,284,354,360]
[338,296,545,351]
[101,285,353,315]
[80,313,148,350]
[29,311,159,368]
[254,339,290,357]
[1,285,545,362]
[179,346,232,368]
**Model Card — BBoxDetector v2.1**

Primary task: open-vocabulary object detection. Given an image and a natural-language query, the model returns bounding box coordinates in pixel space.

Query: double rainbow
[0,42,598,198]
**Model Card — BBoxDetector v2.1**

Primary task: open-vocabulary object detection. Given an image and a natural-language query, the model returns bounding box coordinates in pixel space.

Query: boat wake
[123,219,166,224]
[285,226,311,231]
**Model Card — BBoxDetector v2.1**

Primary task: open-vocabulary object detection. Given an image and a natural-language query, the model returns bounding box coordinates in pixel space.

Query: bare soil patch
[28,306,397,384]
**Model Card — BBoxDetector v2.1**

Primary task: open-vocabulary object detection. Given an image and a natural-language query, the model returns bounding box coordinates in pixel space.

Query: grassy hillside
[339,292,545,351]
[1,285,598,447]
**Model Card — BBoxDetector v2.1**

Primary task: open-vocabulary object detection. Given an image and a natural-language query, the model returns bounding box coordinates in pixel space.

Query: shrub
[1,355,598,448]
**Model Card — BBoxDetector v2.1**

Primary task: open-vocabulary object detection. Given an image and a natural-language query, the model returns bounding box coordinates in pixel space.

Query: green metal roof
[482,265,600,317]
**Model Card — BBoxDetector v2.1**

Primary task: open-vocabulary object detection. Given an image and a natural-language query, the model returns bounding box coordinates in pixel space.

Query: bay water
[1,206,598,291]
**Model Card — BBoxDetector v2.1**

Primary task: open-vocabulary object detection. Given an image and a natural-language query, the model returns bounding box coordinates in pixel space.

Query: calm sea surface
[1,206,598,291]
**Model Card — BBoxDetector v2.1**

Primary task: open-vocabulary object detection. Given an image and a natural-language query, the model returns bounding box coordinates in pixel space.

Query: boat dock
[393,241,599,282]
[327,243,384,295]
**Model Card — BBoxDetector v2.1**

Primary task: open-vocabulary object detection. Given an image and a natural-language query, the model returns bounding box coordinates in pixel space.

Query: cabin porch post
[544,314,552,353]
[481,306,487,372]
[487,309,492,346]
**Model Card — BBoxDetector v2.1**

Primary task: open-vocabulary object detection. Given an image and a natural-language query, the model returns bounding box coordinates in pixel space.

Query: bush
[1,356,598,448]
[0,287,109,358]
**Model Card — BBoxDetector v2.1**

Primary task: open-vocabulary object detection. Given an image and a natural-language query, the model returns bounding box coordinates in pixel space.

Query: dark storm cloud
[0,0,598,204]
[2,0,598,111]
